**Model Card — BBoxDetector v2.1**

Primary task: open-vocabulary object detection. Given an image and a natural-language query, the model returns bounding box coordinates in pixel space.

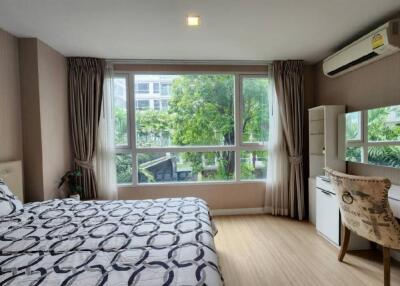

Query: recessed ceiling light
[187,15,200,27]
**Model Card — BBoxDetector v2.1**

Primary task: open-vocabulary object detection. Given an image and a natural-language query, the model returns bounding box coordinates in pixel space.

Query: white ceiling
[0,0,399,63]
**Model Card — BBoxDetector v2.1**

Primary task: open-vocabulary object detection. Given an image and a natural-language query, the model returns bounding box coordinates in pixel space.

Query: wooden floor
[213,215,400,286]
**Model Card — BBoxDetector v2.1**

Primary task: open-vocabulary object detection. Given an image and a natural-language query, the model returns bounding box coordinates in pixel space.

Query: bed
[0,196,223,285]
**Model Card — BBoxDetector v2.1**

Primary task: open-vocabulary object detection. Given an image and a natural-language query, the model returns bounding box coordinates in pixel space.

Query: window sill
[117,179,266,188]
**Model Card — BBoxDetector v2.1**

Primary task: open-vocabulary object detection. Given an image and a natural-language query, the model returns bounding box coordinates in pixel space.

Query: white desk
[315,176,400,249]
[389,184,400,218]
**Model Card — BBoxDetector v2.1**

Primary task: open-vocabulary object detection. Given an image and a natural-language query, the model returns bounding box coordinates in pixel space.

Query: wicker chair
[325,168,400,286]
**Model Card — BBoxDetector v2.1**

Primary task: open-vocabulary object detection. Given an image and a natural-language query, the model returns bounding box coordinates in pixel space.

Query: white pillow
[0,179,23,216]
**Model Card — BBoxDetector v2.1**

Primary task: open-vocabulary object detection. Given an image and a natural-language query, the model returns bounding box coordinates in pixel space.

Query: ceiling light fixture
[187,15,200,27]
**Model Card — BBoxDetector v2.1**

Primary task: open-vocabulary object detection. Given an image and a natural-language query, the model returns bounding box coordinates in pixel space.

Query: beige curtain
[266,69,289,215]
[67,58,105,200]
[273,60,305,220]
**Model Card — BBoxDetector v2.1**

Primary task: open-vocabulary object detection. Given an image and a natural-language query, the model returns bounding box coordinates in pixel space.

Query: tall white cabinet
[308,105,345,225]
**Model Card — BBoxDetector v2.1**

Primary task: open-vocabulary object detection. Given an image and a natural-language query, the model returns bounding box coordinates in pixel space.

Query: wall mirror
[344,104,400,168]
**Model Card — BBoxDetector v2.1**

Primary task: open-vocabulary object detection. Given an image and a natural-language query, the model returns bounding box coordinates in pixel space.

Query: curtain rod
[106,59,272,66]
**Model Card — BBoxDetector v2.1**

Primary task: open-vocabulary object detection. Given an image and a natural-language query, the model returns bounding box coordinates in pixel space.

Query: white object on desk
[0,161,24,203]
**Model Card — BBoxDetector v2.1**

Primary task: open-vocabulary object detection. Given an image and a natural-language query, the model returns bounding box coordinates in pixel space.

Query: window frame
[114,71,269,186]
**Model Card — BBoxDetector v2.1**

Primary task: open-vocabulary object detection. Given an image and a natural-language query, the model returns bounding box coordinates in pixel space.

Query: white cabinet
[316,177,340,245]
[308,105,346,225]
[315,176,370,250]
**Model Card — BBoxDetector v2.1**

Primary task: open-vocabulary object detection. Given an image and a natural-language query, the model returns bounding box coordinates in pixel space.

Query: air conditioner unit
[323,19,400,78]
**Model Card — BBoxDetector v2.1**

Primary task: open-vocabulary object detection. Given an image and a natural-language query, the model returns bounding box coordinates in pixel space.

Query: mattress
[0,197,223,285]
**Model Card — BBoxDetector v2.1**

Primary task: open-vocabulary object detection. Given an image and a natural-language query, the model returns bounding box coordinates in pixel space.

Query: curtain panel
[266,70,289,216]
[96,63,118,200]
[67,57,105,200]
[273,60,305,220]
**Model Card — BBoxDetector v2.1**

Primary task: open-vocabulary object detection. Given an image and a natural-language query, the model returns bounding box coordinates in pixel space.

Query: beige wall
[118,182,266,210]
[19,38,71,201]
[37,40,71,199]
[314,52,400,184]
[0,28,22,162]
[19,38,44,201]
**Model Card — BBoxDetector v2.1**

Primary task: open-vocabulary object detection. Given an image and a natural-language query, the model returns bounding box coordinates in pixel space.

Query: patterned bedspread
[0,197,223,285]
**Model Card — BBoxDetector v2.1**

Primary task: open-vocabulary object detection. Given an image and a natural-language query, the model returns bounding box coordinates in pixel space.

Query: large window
[113,73,270,185]
[345,105,400,168]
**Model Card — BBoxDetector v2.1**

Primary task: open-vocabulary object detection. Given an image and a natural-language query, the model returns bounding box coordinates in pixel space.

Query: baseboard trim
[211,207,267,216]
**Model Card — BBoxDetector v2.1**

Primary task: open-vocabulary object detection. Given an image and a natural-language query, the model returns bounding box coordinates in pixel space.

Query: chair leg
[338,225,350,262]
[383,247,391,286]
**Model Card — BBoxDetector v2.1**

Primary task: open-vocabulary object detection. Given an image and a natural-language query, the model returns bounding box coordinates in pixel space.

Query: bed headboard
[0,161,24,203]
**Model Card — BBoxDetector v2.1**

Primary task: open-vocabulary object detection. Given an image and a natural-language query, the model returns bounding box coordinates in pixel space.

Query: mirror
[344,105,400,168]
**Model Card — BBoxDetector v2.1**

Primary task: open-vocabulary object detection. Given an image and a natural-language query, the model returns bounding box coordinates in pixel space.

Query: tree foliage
[168,75,235,178]
[367,107,400,168]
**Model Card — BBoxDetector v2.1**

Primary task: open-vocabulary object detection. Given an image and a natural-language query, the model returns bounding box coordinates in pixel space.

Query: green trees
[169,75,235,179]
[241,78,269,143]
[167,75,269,180]
[114,106,128,145]
[367,106,400,168]
[136,110,171,147]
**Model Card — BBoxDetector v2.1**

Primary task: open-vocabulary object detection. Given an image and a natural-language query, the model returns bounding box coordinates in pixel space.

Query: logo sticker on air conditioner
[372,33,384,49]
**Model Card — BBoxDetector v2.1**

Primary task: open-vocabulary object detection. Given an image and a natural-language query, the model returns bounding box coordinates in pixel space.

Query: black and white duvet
[0,197,223,285]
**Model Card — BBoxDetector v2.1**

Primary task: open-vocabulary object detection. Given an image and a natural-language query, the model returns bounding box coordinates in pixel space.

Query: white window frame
[346,109,400,166]
[114,71,269,187]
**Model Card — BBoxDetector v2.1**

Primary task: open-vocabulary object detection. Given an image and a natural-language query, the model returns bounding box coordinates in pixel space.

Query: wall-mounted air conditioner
[323,19,400,78]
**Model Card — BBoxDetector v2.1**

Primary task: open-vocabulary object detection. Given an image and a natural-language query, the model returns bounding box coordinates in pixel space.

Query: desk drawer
[316,176,333,193]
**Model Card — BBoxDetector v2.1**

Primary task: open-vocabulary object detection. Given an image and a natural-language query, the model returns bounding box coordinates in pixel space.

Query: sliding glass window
[113,72,270,185]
